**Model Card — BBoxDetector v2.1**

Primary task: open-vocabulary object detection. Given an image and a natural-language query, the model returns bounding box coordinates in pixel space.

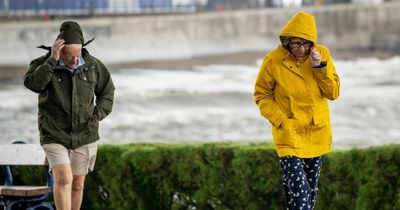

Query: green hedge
[81,143,400,210]
[2,143,399,209]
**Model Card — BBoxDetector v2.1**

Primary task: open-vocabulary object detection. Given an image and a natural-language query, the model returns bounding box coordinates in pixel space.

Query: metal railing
[0,0,363,17]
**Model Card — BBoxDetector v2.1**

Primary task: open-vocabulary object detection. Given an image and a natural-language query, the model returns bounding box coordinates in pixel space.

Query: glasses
[290,41,313,49]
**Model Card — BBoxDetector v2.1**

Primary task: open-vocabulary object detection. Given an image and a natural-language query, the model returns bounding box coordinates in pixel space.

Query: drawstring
[36,37,95,51]
[83,37,94,46]
[37,45,51,51]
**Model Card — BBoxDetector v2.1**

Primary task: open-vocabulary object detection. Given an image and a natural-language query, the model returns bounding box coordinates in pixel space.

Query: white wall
[0,1,399,65]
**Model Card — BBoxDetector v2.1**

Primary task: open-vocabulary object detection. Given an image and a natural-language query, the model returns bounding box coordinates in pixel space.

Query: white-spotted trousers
[279,155,324,210]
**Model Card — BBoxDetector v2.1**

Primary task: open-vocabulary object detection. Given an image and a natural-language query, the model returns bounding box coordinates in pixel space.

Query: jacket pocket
[87,117,99,134]
[77,72,96,103]
[274,119,297,148]
[40,109,67,137]
[311,113,331,144]
[313,112,329,128]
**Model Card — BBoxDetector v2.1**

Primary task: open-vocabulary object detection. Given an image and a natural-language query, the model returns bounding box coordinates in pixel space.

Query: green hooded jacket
[24,49,115,149]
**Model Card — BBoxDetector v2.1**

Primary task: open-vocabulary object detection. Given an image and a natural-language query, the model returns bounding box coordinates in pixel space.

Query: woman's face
[289,37,313,59]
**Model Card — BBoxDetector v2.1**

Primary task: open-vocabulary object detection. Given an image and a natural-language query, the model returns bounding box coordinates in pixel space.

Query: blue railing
[0,0,353,16]
[0,0,199,16]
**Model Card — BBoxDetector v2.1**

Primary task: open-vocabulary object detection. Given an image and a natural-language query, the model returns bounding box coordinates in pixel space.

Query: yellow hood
[279,12,317,44]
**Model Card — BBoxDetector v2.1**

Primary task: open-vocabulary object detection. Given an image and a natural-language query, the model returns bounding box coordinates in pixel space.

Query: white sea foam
[1,57,399,149]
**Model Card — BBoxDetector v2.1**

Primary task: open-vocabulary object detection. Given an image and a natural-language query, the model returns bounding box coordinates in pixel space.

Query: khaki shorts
[42,142,97,175]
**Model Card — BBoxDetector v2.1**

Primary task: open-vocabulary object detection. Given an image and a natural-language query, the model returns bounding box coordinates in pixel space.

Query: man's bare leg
[52,164,73,210]
[71,175,86,210]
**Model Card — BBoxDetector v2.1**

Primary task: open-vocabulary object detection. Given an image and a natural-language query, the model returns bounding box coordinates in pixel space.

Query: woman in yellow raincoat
[254,12,340,210]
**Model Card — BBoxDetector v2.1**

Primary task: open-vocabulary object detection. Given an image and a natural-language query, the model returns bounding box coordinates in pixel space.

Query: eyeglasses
[290,41,313,49]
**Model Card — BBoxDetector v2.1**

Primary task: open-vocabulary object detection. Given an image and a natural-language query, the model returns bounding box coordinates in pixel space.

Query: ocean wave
[0,57,399,148]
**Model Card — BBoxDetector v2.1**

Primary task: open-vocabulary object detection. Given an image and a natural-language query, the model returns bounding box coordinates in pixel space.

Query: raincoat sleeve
[24,55,57,93]
[254,56,288,128]
[93,60,115,121]
[312,48,340,100]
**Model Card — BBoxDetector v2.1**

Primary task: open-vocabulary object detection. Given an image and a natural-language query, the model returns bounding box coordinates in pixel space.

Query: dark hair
[280,36,291,52]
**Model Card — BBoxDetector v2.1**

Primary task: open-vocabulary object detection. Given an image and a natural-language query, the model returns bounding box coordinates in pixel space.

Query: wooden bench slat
[0,186,51,196]
[0,144,46,165]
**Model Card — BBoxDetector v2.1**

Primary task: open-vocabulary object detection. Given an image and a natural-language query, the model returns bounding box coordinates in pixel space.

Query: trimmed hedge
[82,143,400,210]
[2,143,399,209]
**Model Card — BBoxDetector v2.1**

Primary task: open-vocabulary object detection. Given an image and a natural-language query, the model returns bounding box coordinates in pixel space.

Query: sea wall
[0,1,399,65]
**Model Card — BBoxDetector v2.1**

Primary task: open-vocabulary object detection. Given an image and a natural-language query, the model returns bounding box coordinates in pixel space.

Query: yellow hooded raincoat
[254,12,340,158]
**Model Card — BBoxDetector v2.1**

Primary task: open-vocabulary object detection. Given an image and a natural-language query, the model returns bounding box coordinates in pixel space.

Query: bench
[0,142,54,210]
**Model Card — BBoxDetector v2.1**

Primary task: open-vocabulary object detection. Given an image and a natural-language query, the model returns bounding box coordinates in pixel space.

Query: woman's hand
[309,47,321,67]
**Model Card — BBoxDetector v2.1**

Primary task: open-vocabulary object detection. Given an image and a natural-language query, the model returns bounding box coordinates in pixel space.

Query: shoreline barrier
[0,2,399,65]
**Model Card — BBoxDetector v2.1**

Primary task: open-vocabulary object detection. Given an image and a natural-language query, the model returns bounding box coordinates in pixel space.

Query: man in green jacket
[24,21,115,210]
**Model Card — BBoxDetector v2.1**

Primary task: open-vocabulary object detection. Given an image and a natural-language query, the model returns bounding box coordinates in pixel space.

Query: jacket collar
[281,48,305,79]
[58,56,85,73]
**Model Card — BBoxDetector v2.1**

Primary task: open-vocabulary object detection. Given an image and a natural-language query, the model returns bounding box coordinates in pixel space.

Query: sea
[1,56,399,149]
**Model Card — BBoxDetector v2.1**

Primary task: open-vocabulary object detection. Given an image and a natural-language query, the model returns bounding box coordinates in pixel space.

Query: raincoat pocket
[313,113,329,128]
[311,113,331,144]
[274,119,297,148]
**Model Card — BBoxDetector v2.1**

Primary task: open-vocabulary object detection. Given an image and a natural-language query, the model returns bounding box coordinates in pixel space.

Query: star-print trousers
[279,155,324,210]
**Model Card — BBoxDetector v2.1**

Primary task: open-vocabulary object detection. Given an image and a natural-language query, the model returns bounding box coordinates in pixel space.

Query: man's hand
[309,47,321,67]
[51,39,65,61]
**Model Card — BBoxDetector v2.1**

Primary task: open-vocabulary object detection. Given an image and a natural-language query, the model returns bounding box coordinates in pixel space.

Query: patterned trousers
[279,155,324,210]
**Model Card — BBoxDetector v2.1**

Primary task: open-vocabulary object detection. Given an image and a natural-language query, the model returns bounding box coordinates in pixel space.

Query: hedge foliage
[82,143,400,210]
[2,143,400,210]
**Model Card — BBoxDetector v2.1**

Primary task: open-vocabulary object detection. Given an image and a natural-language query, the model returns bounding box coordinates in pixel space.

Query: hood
[279,12,317,45]
[58,21,84,45]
